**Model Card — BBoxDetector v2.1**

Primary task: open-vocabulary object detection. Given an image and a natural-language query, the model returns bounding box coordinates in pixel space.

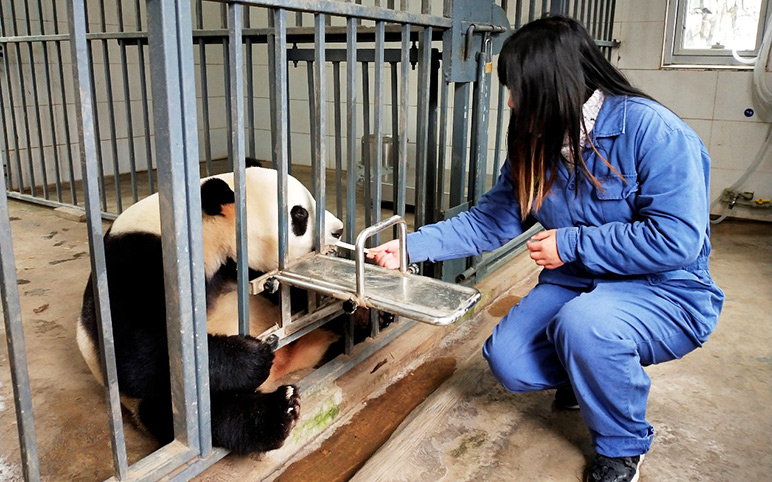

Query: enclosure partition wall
[0,0,618,480]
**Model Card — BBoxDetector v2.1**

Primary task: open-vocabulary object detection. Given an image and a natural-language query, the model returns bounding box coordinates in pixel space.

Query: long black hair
[497,15,650,217]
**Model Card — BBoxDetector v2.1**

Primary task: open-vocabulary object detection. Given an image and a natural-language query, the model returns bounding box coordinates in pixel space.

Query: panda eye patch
[290,205,309,236]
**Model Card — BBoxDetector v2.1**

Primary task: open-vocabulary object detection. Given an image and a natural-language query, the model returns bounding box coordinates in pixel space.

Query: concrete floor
[0,197,769,481]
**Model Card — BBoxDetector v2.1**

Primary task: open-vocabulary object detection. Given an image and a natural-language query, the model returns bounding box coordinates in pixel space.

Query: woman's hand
[366,239,402,269]
[526,229,564,270]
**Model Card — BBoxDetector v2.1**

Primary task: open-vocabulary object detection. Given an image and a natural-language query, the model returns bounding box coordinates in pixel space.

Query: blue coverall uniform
[405,94,725,457]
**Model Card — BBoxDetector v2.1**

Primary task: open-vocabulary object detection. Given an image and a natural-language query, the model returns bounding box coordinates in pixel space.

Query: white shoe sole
[630,454,645,482]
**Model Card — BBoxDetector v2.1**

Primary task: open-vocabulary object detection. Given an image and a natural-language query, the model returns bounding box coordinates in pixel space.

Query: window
[664,0,772,66]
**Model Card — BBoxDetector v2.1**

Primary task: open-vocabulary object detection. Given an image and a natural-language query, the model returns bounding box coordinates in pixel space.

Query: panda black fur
[76,164,344,454]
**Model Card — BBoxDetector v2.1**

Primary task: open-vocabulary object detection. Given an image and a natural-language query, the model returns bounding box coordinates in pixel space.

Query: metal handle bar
[354,215,408,302]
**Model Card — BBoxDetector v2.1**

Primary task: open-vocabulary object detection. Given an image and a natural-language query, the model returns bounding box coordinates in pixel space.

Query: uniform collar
[590,93,627,139]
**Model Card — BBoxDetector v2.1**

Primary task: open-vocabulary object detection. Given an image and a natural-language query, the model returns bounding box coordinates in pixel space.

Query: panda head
[201,167,344,277]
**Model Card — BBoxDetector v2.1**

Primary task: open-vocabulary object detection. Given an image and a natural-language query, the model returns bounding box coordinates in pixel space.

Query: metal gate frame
[0,0,620,480]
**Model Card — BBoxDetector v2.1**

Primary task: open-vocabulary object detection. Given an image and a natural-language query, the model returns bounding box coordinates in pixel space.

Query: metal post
[22,0,48,200]
[272,8,293,328]
[229,3,250,337]
[67,0,129,476]
[145,0,209,452]
[117,0,140,204]
[36,0,63,203]
[396,23,409,217]
[313,12,327,252]
[0,131,41,482]
[414,26,432,228]
[372,21,385,245]
[333,61,343,219]
[345,17,357,245]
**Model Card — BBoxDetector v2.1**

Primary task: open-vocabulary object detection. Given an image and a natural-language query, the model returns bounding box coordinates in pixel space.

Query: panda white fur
[76,162,344,454]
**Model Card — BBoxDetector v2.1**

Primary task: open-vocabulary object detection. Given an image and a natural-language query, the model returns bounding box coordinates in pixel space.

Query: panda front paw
[208,334,275,392]
[256,385,301,450]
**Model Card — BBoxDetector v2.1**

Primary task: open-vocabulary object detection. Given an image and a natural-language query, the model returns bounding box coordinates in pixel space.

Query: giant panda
[76,163,344,454]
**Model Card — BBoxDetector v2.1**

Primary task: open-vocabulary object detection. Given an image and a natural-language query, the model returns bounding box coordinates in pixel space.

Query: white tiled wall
[615,0,772,222]
[4,1,769,222]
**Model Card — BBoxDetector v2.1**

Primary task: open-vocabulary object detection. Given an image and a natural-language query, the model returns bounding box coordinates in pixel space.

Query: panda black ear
[201,178,235,216]
[245,157,263,168]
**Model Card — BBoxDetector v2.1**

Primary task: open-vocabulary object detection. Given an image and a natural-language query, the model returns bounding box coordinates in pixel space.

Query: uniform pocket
[594,174,638,200]
[594,174,638,222]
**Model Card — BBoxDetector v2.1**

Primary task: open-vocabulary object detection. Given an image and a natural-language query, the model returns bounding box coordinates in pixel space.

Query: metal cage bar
[145,0,209,455]
[0,107,41,482]
[0,2,625,480]
[229,3,251,337]
[313,12,327,252]
[67,0,130,476]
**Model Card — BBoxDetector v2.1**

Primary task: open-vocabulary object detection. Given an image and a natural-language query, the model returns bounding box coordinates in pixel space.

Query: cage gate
[0,0,620,480]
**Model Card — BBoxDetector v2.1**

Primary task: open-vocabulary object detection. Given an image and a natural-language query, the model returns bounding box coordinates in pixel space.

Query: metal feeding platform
[252,216,481,326]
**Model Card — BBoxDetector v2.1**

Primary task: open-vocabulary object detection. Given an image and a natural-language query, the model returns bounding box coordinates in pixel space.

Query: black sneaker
[585,454,644,482]
[554,385,580,410]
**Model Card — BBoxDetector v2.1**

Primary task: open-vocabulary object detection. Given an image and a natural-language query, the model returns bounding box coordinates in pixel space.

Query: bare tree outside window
[665,0,771,66]
[683,0,763,50]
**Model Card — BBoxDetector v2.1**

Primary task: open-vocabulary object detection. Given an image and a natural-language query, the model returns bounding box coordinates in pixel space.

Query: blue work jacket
[408,94,718,289]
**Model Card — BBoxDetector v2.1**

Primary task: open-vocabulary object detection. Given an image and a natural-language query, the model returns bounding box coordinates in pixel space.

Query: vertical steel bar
[134,0,155,194]
[185,0,213,452]
[195,0,214,177]
[529,0,536,22]
[313,13,327,253]
[67,0,129,475]
[0,136,41,482]
[471,34,492,203]
[267,10,278,170]
[9,1,37,197]
[137,42,155,194]
[117,0,140,204]
[390,62,399,211]
[425,50,440,225]
[37,0,63,202]
[515,0,523,28]
[603,0,613,41]
[51,0,78,205]
[0,54,14,193]
[597,0,607,41]
[396,23,409,218]
[98,0,123,212]
[245,6,256,158]
[345,17,357,245]
[361,62,371,228]
[493,84,507,187]
[332,61,343,219]
[449,83,470,207]
[414,26,432,229]
[185,1,214,455]
[85,9,109,211]
[23,0,49,200]
[286,60,293,174]
[222,3,233,171]
[605,0,617,61]
[0,6,25,195]
[229,3,250,336]
[372,21,385,246]
[306,60,318,196]
[273,8,293,328]
[146,0,208,451]
[592,0,600,38]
